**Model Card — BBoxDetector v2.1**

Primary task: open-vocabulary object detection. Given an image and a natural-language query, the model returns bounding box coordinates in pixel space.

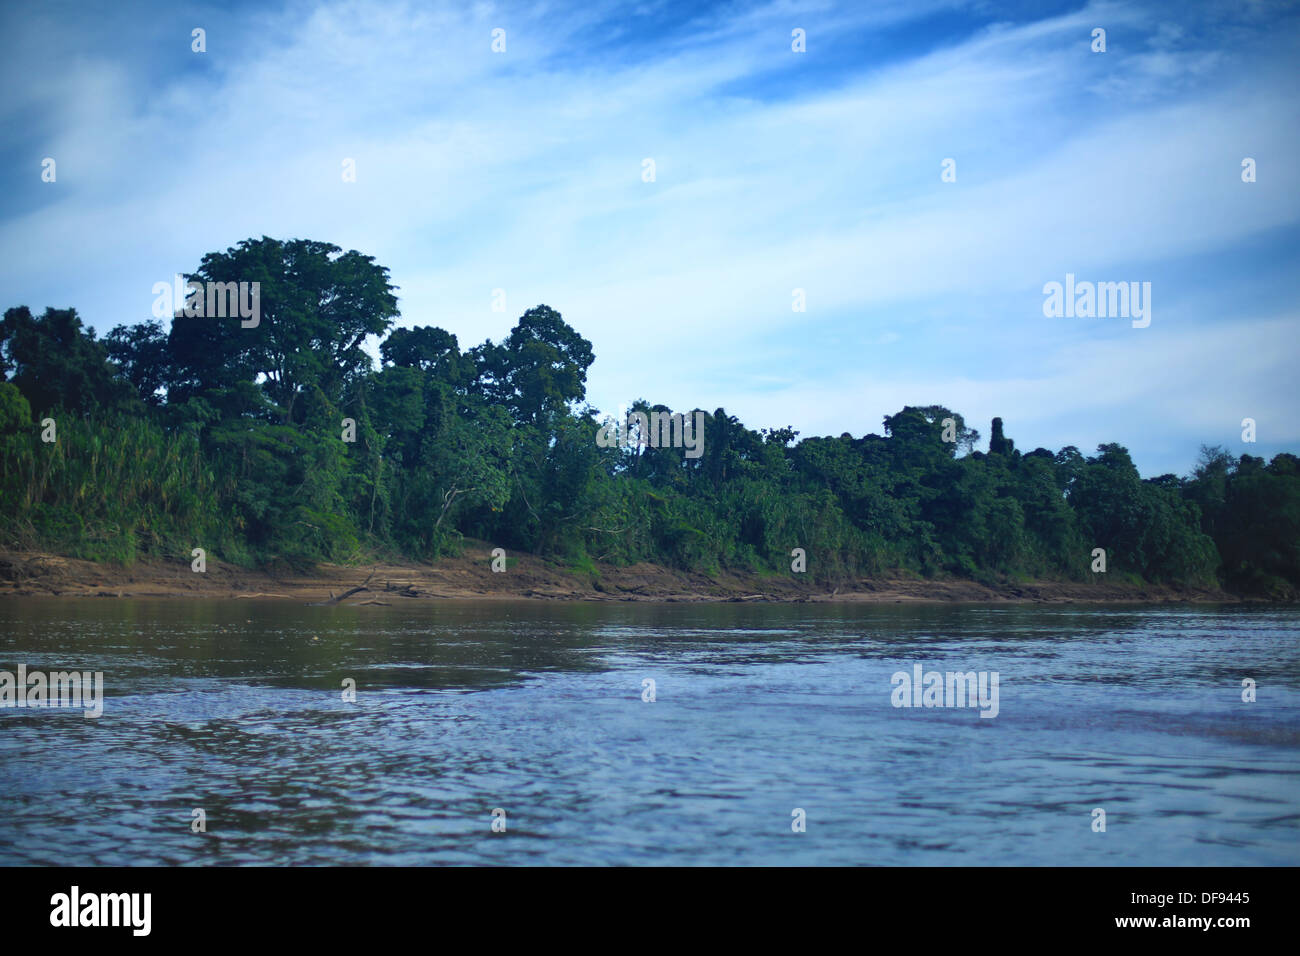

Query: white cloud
[1,0,1297,476]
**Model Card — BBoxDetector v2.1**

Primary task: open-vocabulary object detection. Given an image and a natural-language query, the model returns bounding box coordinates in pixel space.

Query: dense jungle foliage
[2,238,1296,596]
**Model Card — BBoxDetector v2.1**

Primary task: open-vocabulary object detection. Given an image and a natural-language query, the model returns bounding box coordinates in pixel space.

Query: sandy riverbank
[0,548,1240,605]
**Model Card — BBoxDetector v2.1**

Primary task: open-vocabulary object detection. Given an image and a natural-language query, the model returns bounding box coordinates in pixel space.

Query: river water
[1,599,1297,865]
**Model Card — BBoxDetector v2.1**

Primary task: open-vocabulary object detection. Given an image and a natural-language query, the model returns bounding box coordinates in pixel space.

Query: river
[1,599,1297,865]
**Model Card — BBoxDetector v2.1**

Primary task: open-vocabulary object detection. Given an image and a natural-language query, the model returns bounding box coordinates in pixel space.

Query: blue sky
[1,0,1297,476]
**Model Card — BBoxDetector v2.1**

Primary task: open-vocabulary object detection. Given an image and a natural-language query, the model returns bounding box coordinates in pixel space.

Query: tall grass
[0,414,232,564]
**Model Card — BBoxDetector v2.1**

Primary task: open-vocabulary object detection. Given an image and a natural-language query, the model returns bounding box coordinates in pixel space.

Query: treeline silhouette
[2,238,1296,596]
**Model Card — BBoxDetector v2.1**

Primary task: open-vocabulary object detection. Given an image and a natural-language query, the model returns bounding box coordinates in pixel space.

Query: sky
[1,0,1297,477]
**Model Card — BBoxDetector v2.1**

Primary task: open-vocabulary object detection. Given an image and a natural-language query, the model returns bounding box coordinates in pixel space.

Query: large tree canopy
[167,237,399,422]
[473,305,594,426]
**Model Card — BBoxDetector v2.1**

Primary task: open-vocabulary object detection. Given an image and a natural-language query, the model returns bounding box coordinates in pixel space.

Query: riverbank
[0,547,1242,604]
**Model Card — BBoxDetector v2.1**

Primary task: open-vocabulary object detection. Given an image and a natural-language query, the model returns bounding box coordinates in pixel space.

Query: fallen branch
[310,570,374,605]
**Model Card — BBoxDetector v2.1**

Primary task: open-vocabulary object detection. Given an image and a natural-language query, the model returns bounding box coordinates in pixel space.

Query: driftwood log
[308,571,374,606]
[383,580,421,597]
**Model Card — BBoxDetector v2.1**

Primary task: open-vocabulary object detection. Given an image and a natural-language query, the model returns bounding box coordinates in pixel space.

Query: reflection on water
[1,599,1297,865]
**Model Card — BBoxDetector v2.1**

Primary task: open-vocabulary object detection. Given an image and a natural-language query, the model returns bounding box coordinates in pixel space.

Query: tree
[1,306,138,415]
[380,326,468,385]
[105,320,170,406]
[473,305,594,426]
[168,237,399,422]
[988,416,1014,456]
